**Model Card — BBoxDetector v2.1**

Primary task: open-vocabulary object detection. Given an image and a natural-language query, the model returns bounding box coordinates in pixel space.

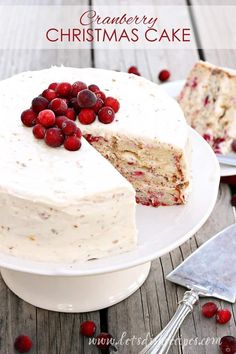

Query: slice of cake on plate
[178,60,236,154]
[0,67,191,263]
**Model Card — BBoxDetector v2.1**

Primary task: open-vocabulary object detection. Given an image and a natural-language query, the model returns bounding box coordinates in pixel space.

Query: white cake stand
[0,128,220,312]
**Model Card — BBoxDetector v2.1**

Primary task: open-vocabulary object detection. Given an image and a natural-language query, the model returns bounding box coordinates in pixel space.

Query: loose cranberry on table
[56,82,72,97]
[95,90,106,102]
[88,84,100,93]
[201,302,218,318]
[42,89,57,102]
[44,127,64,148]
[231,194,236,206]
[220,336,236,354]
[65,108,76,121]
[216,309,232,324]
[104,97,120,113]
[78,108,96,125]
[98,107,115,124]
[37,109,56,127]
[14,335,32,353]
[71,81,87,97]
[31,96,49,113]
[64,135,82,151]
[91,98,104,114]
[158,69,171,82]
[62,120,77,136]
[48,98,68,115]
[21,109,37,127]
[77,89,97,108]
[128,66,141,76]
[96,332,113,350]
[80,320,96,337]
[33,124,46,139]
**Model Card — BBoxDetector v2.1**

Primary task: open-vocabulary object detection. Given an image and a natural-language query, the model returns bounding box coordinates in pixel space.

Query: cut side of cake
[0,67,191,263]
[178,60,236,154]
[75,68,190,207]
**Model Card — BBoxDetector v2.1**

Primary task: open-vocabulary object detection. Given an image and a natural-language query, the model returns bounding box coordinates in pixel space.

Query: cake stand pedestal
[1,262,151,312]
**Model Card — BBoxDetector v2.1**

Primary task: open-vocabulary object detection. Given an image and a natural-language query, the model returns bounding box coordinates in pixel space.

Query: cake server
[140,223,236,354]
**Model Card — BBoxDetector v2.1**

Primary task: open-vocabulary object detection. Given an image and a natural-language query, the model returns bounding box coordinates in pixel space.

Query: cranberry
[71,81,87,97]
[216,309,232,324]
[128,66,141,76]
[231,140,236,152]
[37,109,56,127]
[91,98,104,113]
[80,320,96,337]
[56,82,72,97]
[62,120,77,136]
[158,69,170,82]
[104,97,120,113]
[48,82,58,90]
[33,124,46,139]
[88,84,100,92]
[204,95,210,106]
[221,176,236,186]
[203,134,212,142]
[55,116,68,129]
[201,302,218,318]
[48,98,67,115]
[78,109,96,125]
[64,135,81,151]
[65,108,76,121]
[77,89,97,108]
[220,336,236,354]
[44,128,64,147]
[42,89,57,102]
[95,91,106,102]
[231,194,236,206]
[69,97,80,113]
[96,332,113,350]
[21,109,37,127]
[31,96,48,113]
[14,335,32,353]
[98,107,115,124]
[75,127,82,139]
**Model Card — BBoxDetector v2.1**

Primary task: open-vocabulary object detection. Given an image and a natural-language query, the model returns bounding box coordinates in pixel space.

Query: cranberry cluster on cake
[21,81,120,151]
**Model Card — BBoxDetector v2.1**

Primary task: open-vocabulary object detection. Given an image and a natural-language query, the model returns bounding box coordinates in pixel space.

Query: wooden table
[1,1,236,353]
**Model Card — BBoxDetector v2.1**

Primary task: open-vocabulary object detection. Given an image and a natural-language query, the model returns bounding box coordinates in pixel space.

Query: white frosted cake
[178,61,236,154]
[0,67,190,263]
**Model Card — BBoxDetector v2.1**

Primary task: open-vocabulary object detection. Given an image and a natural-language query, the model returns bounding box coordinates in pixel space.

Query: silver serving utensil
[217,154,236,167]
[140,223,236,354]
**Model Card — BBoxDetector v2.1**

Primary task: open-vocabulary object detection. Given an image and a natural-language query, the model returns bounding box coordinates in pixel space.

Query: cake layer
[178,60,236,154]
[0,70,137,263]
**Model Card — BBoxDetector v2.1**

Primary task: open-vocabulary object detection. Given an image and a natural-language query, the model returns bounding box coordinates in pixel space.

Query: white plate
[0,128,220,276]
[161,80,236,177]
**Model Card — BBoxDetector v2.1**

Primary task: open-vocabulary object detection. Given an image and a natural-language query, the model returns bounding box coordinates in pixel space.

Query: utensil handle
[139,290,199,354]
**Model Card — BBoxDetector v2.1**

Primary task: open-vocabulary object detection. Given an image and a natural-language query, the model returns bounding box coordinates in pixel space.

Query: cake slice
[178,60,236,154]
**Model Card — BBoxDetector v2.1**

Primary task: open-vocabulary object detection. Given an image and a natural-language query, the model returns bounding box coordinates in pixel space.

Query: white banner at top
[0,5,235,49]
